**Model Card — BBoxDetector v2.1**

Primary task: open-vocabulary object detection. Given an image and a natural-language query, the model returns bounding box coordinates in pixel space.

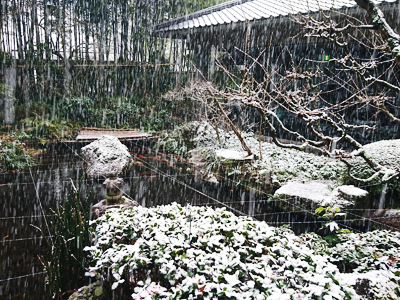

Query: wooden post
[208,45,216,81]
[4,65,16,125]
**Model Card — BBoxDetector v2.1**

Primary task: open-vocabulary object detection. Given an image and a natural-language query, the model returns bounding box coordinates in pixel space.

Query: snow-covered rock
[337,185,368,200]
[274,181,364,208]
[187,149,207,169]
[274,181,334,206]
[81,135,133,179]
[215,149,254,161]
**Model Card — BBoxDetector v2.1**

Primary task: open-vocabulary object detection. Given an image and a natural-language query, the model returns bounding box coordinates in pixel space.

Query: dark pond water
[0,141,392,299]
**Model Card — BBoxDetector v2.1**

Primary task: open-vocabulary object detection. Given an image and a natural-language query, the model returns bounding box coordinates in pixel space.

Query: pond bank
[156,121,400,232]
[1,133,399,299]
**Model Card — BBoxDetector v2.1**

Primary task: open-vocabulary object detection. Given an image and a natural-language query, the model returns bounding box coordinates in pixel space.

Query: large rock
[68,280,108,300]
[275,181,332,205]
[274,181,368,208]
[337,185,368,200]
[274,180,333,209]
[91,196,139,219]
[81,135,133,179]
[373,209,400,230]
[215,149,254,162]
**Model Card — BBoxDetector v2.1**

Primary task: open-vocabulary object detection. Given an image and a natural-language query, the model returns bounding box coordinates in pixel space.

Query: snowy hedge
[350,139,400,185]
[155,122,203,155]
[85,203,400,299]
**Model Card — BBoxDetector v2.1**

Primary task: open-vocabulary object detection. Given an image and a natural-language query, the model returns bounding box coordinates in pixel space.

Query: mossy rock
[69,281,108,300]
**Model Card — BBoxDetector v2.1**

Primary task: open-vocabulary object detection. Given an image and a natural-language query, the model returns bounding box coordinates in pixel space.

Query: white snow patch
[215,149,253,161]
[384,209,400,217]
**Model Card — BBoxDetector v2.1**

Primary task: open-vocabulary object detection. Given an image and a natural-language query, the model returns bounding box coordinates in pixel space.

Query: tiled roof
[152,0,397,33]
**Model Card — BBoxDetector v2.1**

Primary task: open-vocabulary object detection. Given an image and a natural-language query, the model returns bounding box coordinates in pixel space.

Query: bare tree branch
[355,0,400,67]
[210,3,400,183]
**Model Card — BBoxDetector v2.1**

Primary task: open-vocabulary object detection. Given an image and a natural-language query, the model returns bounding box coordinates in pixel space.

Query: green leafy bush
[155,122,203,154]
[304,229,400,274]
[57,95,176,131]
[58,96,97,124]
[0,51,13,68]
[0,135,35,172]
[21,116,80,140]
[14,102,52,121]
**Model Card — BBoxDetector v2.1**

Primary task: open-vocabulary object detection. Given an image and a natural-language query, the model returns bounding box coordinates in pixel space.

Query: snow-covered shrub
[302,230,400,299]
[155,122,204,155]
[305,229,400,272]
[85,203,400,299]
[349,140,400,187]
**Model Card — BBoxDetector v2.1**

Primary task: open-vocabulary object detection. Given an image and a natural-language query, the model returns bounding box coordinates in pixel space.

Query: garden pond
[0,140,396,299]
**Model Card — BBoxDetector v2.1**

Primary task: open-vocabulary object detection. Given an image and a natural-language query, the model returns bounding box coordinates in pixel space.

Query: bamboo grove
[0,0,223,123]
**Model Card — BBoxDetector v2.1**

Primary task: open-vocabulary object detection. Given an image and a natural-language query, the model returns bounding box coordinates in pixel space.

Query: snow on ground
[158,122,400,187]
[190,121,345,185]
[85,203,400,299]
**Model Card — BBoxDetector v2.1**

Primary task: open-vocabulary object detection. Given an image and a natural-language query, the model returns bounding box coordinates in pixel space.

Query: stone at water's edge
[81,135,133,179]
[275,181,333,205]
[274,181,368,208]
[215,149,254,164]
[68,280,107,300]
[92,196,139,219]
[373,209,400,230]
[337,185,368,200]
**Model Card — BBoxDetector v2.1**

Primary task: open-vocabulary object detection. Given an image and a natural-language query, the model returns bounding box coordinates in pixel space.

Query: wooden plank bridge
[75,127,151,141]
